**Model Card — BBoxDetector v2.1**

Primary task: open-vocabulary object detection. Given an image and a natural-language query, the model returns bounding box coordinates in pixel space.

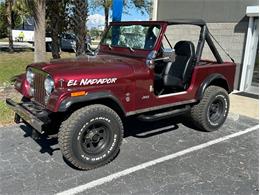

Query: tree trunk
[6,0,14,52]
[104,6,109,30]
[34,0,46,62]
[50,0,61,59]
[73,0,87,56]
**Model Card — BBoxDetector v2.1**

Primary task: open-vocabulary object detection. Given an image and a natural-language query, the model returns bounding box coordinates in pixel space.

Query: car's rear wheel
[58,104,123,170]
[190,86,229,132]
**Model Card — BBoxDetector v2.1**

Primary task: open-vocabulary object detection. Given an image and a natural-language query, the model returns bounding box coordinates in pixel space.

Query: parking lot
[0,114,258,195]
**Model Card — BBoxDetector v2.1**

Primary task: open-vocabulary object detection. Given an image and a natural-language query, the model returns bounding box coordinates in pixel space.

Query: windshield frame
[100,23,163,52]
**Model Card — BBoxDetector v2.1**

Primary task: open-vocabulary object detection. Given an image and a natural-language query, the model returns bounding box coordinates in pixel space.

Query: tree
[46,0,71,59]
[89,0,152,30]
[89,0,112,30]
[70,0,88,56]
[132,0,152,16]
[13,0,31,29]
[24,0,46,62]
[46,0,61,59]
[1,0,31,50]
[6,0,14,52]
[90,28,101,39]
[0,2,8,39]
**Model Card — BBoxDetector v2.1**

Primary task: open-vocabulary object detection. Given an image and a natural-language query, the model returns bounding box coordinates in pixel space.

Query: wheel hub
[80,124,109,154]
[208,99,224,123]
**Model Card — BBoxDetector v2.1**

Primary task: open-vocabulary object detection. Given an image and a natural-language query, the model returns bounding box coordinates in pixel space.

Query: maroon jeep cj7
[7,20,236,170]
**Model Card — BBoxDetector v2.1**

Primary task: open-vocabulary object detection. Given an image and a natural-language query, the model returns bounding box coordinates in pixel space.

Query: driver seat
[163,41,195,90]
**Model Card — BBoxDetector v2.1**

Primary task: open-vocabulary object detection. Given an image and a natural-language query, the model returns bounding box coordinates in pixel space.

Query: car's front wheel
[190,86,229,132]
[58,104,123,170]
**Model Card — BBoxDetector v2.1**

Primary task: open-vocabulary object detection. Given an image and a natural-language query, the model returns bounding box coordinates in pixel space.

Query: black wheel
[190,86,229,132]
[58,104,123,170]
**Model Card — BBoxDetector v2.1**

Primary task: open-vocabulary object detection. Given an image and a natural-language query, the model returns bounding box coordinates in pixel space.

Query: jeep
[6,19,236,170]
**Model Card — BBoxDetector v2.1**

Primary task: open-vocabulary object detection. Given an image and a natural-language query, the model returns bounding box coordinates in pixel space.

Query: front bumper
[6,98,50,133]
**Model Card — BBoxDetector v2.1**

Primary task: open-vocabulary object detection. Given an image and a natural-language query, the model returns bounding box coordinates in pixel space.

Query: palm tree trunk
[34,0,46,62]
[6,0,14,52]
[50,0,60,59]
[73,0,87,56]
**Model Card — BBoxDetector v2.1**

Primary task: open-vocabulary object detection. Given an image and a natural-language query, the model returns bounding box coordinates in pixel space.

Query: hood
[28,55,140,85]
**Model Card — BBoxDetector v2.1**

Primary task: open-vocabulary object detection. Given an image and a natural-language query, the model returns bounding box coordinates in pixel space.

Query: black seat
[163,41,195,89]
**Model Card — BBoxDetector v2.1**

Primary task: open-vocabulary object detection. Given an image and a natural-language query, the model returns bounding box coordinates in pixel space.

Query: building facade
[153,0,259,94]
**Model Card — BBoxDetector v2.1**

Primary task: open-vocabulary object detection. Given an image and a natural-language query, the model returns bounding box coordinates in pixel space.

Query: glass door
[251,44,259,88]
[245,19,259,94]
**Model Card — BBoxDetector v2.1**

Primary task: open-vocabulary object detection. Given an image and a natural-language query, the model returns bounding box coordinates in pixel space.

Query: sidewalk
[0,41,33,49]
[229,93,259,120]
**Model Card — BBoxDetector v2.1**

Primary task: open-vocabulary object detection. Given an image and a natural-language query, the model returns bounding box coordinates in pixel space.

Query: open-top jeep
[6,19,236,170]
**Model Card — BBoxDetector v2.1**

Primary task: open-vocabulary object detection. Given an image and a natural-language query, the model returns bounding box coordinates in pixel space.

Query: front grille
[32,70,46,105]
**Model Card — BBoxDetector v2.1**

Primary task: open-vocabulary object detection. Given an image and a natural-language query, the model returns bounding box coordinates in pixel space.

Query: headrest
[174,41,195,56]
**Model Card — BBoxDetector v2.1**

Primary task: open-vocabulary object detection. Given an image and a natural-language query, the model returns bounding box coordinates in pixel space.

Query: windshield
[101,24,161,50]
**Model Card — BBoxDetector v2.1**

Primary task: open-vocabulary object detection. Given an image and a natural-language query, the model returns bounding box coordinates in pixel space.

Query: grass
[0,51,75,87]
[0,51,75,125]
[0,38,8,42]
[0,99,16,125]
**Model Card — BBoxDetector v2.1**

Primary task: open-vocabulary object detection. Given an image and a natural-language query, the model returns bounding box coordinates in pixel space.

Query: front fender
[14,73,31,98]
[57,91,126,114]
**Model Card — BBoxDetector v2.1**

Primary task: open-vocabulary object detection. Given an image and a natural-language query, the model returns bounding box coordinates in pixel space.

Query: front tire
[190,86,229,132]
[58,104,123,170]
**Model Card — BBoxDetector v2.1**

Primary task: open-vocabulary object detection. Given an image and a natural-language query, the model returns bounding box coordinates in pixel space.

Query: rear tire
[58,104,123,170]
[190,86,229,132]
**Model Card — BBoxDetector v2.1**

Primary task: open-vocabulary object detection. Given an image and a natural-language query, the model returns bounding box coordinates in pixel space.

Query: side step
[138,105,190,121]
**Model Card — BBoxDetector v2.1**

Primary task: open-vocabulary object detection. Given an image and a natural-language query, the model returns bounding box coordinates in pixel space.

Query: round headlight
[26,68,35,84]
[44,76,54,95]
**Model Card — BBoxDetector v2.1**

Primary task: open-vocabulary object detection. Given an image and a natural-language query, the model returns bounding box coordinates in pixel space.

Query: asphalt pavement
[0,114,258,195]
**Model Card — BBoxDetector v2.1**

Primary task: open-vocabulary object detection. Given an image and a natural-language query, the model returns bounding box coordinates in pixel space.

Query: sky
[87,6,150,29]
[0,0,149,29]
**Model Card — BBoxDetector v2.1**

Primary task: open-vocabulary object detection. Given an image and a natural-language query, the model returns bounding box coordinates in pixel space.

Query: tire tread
[190,86,229,131]
[58,104,123,170]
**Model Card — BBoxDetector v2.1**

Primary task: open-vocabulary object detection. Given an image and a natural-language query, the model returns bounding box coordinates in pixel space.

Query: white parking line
[56,125,259,195]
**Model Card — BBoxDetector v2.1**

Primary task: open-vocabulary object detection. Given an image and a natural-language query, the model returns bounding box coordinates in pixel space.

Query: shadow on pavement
[18,115,202,157]
[0,48,33,52]
[123,115,202,138]
[20,124,59,155]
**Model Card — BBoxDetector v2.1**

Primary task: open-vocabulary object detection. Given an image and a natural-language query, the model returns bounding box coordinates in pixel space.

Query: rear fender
[196,74,230,100]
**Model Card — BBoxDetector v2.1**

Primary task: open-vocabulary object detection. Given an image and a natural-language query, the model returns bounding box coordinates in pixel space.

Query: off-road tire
[190,86,229,132]
[58,104,123,170]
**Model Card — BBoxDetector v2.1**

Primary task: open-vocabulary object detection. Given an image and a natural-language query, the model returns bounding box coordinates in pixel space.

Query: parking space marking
[56,125,259,195]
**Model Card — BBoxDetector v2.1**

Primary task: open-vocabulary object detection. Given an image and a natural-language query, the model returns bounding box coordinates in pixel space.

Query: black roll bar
[205,27,223,63]
[195,25,223,64]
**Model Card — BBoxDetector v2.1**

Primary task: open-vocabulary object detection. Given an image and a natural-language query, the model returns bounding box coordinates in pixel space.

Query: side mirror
[146,50,157,69]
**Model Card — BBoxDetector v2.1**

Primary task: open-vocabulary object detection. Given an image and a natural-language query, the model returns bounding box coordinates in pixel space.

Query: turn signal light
[71,91,87,97]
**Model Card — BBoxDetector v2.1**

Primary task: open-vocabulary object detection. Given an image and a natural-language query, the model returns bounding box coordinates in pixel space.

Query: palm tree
[71,0,88,56]
[90,0,152,30]
[89,0,111,30]
[47,0,71,59]
[13,0,31,29]
[47,0,61,59]
[6,0,14,52]
[24,0,46,62]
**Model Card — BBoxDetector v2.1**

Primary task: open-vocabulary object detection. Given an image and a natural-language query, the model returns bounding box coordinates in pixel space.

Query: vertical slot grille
[33,72,46,105]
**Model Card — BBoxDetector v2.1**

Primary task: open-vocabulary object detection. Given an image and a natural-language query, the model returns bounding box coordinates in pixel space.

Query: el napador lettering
[67,78,118,86]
